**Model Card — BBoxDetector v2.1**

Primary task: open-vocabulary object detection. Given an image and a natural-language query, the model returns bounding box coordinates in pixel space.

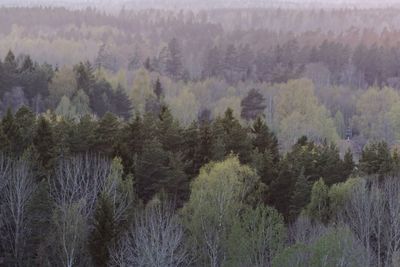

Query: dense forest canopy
[2,3,400,267]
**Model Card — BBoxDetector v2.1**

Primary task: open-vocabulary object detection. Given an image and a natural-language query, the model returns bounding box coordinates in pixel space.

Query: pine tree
[183,122,200,177]
[20,55,34,73]
[156,106,182,153]
[69,114,96,153]
[95,112,120,156]
[197,120,214,166]
[269,158,295,219]
[316,143,344,186]
[4,50,17,72]
[241,89,267,121]
[343,148,355,178]
[289,169,311,221]
[2,108,21,154]
[118,114,146,174]
[33,116,56,177]
[89,194,115,267]
[112,85,132,120]
[154,78,164,100]
[251,117,279,162]
[135,138,169,203]
[166,38,183,79]
[359,141,393,177]
[217,108,252,163]
[73,61,95,93]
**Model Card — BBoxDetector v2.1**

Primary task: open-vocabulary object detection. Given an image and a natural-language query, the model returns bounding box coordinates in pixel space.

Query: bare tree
[110,201,189,267]
[1,158,35,266]
[49,154,111,267]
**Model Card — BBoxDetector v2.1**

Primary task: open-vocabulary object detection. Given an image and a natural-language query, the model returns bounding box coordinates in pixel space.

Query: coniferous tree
[154,78,164,100]
[251,117,279,162]
[74,61,95,93]
[69,114,96,153]
[95,112,120,156]
[4,50,17,73]
[197,119,214,166]
[343,148,355,178]
[156,106,182,153]
[269,158,294,218]
[241,89,266,121]
[33,116,56,177]
[359,141,394,177]
[89,194,115,267]
[166,38,183,79]
[2,108,21,154]
[112,85,132,120]
[135,138,169,202]
[14,106,36,154]
[216,108,252,163]
[289,169,311,221]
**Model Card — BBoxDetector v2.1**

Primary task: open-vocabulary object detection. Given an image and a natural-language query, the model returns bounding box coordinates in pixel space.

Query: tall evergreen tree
[166,38,183,79]
[89,194,115,267]
[112,85,132,120]
[241,89,266,121]
[33,116,56,177]
[94,112,120,156]
[2,108,21,154]
[135,138,169,202]
[343,148,355,178]
[289,169,311,221]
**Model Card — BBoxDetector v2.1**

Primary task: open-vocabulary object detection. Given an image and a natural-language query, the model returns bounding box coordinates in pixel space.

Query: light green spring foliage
[130,68,154,113]
[55,95,77,119]
[353,87,400,143]
[55,90,91,120]
[71,90,91,117]
[272,227,368,267]
[306,177,362,223]
[48,66,77,107]
[227,205,285,267]
[328,177,362,217]
[167,86,200,126]
[306,178,329,223]
[275,79,339,151]
[183,155,283,267]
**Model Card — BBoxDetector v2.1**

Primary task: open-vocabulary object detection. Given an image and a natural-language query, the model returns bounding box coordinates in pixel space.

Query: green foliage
[240,89,266,121]
[89,194,115,267]
[33,116,56,176]
[227,205,285,267]
[272,227,367,267]
[359,141,394,177]
[182,156,266,266]
[306,178,330,223]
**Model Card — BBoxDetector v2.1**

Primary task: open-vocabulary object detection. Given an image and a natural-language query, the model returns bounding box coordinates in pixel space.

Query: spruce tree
[89,194,115,267]
[33,116,56,177]
[95,112,120,156]
[154,78,164,100]
[289,169,311,221]
[15,106,36,154]
[251,116,279,162]
[112,85,132,120]
[69,114,97,153]
[156,106,182,153]
[197,120,214,166]
[241,89,266,121]
[135,138,169,202]
[343,148,355,178]
[2,108,16,151]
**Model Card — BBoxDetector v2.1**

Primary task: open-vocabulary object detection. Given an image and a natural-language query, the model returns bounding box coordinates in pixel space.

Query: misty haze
[1,0,400,266]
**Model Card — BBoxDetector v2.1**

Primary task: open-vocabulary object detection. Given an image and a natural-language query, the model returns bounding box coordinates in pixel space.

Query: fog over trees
[1,1,400,266]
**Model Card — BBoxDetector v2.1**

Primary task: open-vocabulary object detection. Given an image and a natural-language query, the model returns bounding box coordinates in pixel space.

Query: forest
[1,4,400,267]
